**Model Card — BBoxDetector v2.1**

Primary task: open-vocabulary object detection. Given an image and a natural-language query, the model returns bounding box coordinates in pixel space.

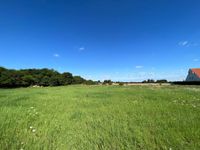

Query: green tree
[62,72,73,85]
[73,76,85,84]
[85,80,96,85]
[0,70,15,87]
[103,80,112,85]
[0,67,90,88]
[21,75,36,87]
[40,76,50,86]
[156,79,168,83]
[49,75,62,86]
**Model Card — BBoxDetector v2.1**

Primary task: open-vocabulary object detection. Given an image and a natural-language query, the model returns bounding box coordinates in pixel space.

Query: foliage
[173,81,200,85]
[156,79,168,83]
[0,67,88,88]
[103,80,112,85]
[119,82,124,86]
[73,76,85,84]
[142,79,168,83]
[85,80,97,85]
[142,79,155,83]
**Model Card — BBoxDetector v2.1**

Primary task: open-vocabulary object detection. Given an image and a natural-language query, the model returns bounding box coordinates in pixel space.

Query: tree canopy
[0,67,96,88]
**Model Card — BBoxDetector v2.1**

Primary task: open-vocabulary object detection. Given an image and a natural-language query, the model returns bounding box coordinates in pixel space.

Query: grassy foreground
[0,85,200,150]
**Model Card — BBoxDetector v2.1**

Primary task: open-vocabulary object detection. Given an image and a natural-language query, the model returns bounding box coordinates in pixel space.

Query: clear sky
[0,0,200,81]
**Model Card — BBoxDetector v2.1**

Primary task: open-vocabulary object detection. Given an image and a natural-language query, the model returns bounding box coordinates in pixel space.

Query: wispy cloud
[193,58,199,62]
[178,41,189,46]
[53,54,60,57]
[79,47,85,51]
[178,41,198,47]
[135,66,143,69]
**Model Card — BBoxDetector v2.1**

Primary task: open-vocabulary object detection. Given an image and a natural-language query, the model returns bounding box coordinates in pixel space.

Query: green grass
[0,85,200,150]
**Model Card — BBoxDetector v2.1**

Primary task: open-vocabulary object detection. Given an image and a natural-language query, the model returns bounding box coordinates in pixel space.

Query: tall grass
[0,85,200,149]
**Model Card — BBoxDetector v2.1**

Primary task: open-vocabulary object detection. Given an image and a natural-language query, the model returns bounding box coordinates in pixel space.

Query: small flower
[30,126,33,129]
[32,129,36,133]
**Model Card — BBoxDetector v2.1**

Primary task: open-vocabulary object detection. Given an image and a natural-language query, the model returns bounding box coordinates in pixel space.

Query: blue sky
[0,0,200,81]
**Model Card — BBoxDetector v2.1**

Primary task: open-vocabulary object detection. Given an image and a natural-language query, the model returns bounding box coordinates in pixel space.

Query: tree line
[0,67,97,88]
[142,79,168,83]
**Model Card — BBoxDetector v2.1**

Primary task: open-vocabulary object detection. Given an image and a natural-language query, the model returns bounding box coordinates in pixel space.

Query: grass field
[0,85,200,150]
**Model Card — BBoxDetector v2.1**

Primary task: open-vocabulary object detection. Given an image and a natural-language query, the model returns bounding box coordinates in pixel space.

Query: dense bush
[119,82,124,86]
[156,79,168,83]
[142,79,155,83]
[0,67,96,88]
[142,79,168,83]
[172,81,200,85]
[103,80,112,85]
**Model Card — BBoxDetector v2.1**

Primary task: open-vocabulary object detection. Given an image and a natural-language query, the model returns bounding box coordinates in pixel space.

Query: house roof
[191,68,200,78]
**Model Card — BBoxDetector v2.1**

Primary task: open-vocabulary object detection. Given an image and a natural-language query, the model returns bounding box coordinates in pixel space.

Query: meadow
[0,85,200,150]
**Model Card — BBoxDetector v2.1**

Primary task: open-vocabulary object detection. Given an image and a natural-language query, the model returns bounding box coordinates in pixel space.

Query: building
[186,68,200,81]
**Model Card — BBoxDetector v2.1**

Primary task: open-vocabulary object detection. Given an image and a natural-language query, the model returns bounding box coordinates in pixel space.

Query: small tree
[156,79,168,83]
[103,80,112,85]
[119,82,124,86]
[73,76,85,84]
[85,80,96,85]
[62,72,73,85]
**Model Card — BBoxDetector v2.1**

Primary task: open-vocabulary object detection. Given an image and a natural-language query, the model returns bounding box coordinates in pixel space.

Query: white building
[186,68,200,81]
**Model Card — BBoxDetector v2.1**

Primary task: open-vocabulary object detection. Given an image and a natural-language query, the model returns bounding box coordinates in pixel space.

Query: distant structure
[186,68,200,81]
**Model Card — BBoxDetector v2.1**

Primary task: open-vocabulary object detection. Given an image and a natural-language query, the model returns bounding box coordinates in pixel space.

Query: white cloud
[135,66,143,69]
[178,41,199,47]
[79,47,85,51]
[193,58,199,62]
[179,41,188,46]
[53,54,60,57]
